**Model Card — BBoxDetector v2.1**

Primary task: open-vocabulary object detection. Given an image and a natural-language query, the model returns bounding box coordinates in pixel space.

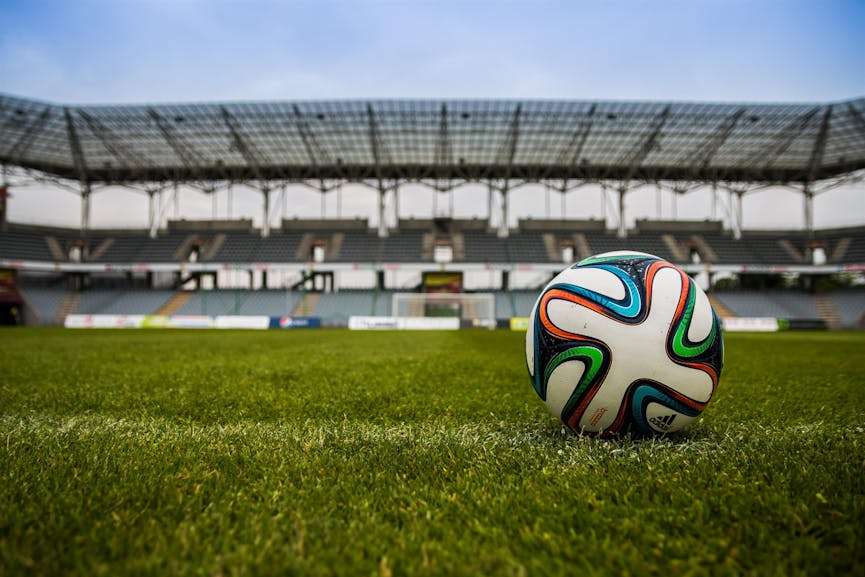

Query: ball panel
[687,283,713,343]
[550,266,626,300]
[544,360,586,420]
[525,299,537,378]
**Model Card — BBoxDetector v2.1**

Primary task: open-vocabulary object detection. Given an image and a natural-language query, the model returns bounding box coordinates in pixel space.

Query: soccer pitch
[1,329,863,576]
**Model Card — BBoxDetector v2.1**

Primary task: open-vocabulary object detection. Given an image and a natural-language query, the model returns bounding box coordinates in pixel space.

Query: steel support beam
[498,184,509,238]
[621,106,670,183]
[148,189,159,238]
[497,105,522,171]
[711,182,717,220]
[173,182,180,218]
[262,187,271,237]
[4,107,52,164]
[64,108,89,185]
[758,107,820,171]
[221,107,267,181]
[686,108,745,178]
[803,184,814,236]
[292,104,330,166]
[554,104,596,180]
[148,108,206,178]
[807,106,833,184]
[80,183,91,234]
[733,191,744,240]
[561,186,567,218]
[617,186,627,238]
[377,186,387,238]
[78,109,147,171]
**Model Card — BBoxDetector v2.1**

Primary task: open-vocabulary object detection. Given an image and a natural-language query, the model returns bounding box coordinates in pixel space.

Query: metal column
[80,184,91,234]
[393,183,400,224]
[803,185,814,236]
[600,183,607,223]
[617,186,627,238]
[733,191,743,240]
[148,189,158,238]
[377,187,388,237]
[262,187,271,238]
[498,185,509,238]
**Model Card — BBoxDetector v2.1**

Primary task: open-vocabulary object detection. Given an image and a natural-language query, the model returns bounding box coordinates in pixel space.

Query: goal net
[392,292,496,328]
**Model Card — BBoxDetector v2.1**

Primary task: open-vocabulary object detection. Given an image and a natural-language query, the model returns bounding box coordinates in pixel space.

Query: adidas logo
[648,414,676,431]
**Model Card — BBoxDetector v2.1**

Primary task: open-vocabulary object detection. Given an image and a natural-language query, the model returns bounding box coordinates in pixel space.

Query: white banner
[213,315,270,330]
[398,317,460,330]
[721,317,779,332]
[348,316,460,330]
[348,316,399,330]
[64,314,145,328]
[167,315,213,329]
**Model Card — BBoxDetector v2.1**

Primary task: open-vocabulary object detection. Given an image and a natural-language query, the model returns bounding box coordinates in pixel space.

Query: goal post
[392,292,496,328]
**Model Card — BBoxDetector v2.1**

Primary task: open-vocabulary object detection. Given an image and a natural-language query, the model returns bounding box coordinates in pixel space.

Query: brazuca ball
[526,251,723,435]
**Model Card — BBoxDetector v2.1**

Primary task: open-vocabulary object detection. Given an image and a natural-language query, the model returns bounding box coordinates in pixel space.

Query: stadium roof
[1,93,864,186]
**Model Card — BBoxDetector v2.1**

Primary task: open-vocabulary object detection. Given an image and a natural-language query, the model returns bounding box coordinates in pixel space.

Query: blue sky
[2,0,863,104]
[1,0,863,231]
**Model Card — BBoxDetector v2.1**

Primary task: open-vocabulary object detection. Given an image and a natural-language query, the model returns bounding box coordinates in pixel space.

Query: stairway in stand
[814,294,841,329]
[155,292,192,316]
[293,293,321,316]
[707,294,735,319]
[55,291,80,324]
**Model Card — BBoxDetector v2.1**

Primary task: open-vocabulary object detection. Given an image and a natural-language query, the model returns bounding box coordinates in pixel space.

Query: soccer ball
[526,251,723,435]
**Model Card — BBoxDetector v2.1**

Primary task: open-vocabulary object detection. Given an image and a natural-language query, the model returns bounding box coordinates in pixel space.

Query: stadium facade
[1,93,864,328]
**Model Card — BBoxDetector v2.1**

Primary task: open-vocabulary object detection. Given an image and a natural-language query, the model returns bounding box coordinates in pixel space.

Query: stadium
[2,94,865,329]
[1,2,864,576]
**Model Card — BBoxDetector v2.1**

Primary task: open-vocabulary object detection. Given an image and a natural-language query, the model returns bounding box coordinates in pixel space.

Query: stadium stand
[0,228,54,261]
[3,220,865,267]
[177,290,302,316]
[462,230,509,263]
[827,290,865,328]
[713,291,821,320]
[3,221,865,327]
[77,289,175,315]
[18,286,67,324]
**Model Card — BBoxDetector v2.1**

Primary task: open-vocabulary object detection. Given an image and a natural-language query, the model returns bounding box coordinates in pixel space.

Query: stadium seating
[827,290,865,328]
[380,231,424,262]
[330,231,381,262]
[177,290,302,316]
[314,291,377,321]
[462,231,509,263]
[713,290,821,319]
[3,223,865,266]
[18,286,67,324]
[77,289,174,315]
[0,229,54,261]
[257,232,305,262]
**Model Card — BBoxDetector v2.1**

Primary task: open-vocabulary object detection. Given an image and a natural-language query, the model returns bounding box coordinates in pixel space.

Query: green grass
[1,329,864,577]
